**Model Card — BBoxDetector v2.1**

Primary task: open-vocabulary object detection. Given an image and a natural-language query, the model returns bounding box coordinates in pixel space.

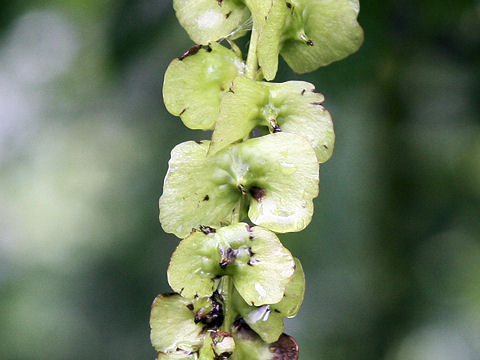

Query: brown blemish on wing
[249,186,266,201]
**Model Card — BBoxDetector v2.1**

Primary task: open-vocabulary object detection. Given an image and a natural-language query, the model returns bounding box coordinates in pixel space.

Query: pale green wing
[150,294,204,353]
[281,0,364,73]
[245,0,288,80]
[159,140,242,238]
[275,258,305,317]
[173,0,250,44]
[240,133,319,233]
[233,258,305,343]
[264,81,335,162]
[220,224,295,306]
[163,43,244,130]
[209,77,267,155]
[168,231,221,298]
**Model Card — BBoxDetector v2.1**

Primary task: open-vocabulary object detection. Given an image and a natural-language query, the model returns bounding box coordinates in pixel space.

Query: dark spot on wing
[249,186,266,201]
[203,195,210,201]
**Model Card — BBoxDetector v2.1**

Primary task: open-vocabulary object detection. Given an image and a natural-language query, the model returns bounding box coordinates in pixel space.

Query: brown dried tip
[199,225,216,234]
[271,334,299,360]
[179,45,202,60]
[219,247,238,269]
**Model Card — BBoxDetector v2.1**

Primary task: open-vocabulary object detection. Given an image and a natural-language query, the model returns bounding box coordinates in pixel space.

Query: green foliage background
[0,0,479,359]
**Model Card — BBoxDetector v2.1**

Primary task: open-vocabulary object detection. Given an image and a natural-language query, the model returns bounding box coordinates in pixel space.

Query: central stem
[219,24,258,334]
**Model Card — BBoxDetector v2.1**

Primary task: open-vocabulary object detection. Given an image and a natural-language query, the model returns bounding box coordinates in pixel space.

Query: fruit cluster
[151,1,363,359]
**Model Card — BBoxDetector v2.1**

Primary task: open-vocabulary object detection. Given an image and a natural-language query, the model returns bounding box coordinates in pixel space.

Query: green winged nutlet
[151,293,230,358]
[173,0,250,45]
[232,258,305,343]
[281,0,364,73]
[210,76,334,162]
[159,132,319,238]
[163,42,245,130]
[168,223,295,305]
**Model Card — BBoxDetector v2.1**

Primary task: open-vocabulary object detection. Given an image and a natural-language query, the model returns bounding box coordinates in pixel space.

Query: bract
[173,0,250,44]
[233,258,305,342]
[168,223,295,305]
[163,43,244,130]
[210,77,334,162]
[281,0,364,73]
[159,133,319,238]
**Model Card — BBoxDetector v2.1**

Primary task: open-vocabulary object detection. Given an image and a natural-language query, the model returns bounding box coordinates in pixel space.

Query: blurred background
[0,0,479,359]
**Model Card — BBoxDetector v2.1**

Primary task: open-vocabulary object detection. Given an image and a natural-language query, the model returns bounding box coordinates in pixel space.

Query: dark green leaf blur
[0,0,479,359]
